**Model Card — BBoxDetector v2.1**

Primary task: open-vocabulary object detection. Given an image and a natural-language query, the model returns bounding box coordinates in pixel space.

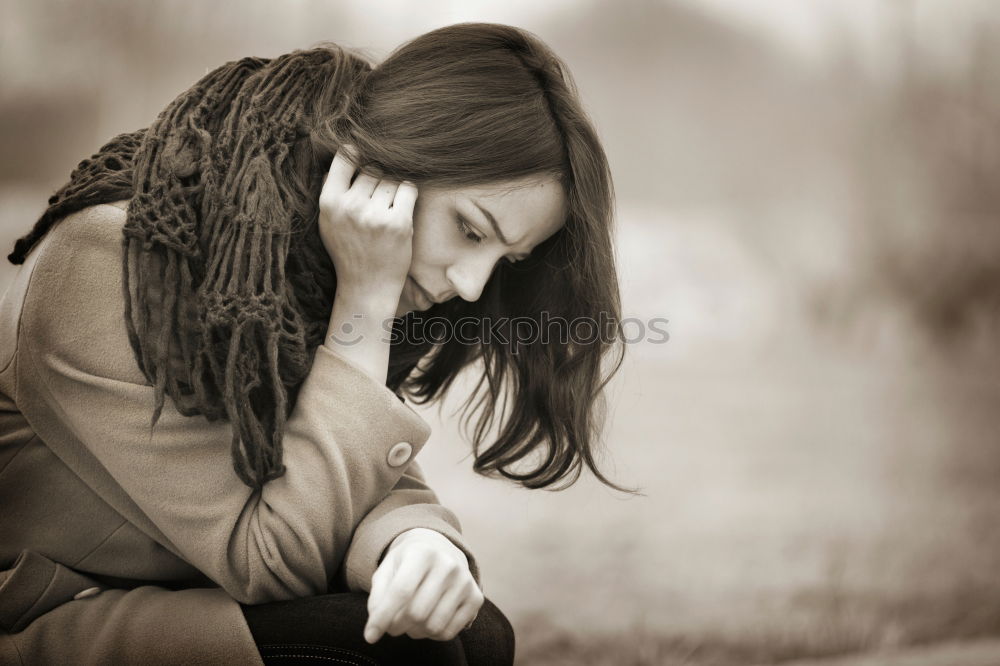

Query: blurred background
[2,0,999,664]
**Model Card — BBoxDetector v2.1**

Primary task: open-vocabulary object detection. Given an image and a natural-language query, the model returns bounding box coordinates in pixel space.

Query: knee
[461,597,515,666]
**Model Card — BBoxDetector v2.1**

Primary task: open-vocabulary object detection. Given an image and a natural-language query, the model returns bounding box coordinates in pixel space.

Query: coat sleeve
[341,459,481,592]
[14,203,476,604]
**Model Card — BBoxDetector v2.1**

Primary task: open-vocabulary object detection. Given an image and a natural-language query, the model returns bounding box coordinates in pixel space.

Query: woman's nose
[446,259,494,303]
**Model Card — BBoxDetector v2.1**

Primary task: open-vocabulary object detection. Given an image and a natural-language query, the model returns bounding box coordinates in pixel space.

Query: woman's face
[396,175,567,317]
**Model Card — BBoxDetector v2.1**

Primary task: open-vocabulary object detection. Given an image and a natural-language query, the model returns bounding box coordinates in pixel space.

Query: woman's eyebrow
[473,201,531,260]
[474,202,515,246]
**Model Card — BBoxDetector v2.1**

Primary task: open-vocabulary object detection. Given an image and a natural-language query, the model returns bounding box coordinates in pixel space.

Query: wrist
[388,528,468,564]
[334,282,404,314]
[389,527,438,550]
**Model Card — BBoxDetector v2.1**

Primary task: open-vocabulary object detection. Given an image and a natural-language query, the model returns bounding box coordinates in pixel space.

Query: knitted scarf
[8,47,384,489]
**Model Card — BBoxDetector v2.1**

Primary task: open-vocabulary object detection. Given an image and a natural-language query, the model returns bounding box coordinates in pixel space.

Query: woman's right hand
[318,146,418,303]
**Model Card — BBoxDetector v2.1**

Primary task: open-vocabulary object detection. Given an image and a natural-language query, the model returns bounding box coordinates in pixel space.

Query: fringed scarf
[8,47,376,489]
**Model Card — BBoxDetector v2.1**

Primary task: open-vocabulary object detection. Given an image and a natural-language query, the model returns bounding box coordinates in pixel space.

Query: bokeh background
[2,1,999,664]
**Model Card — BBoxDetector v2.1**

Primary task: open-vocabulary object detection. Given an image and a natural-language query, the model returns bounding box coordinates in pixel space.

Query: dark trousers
[240,593,515,666]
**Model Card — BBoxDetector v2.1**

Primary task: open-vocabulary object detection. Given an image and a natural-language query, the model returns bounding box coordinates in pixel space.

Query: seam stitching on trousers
[259,644,377,666]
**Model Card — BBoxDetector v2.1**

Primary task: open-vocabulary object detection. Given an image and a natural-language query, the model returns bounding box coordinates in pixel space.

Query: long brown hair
[322,24,631,491]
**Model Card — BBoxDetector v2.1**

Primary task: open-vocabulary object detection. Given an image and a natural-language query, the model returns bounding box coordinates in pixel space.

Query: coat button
[387,442,413,468]
[73,586,102,600]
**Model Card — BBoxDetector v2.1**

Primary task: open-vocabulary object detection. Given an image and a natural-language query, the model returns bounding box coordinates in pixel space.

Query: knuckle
[394,580,419,599]
[403,606,424,623]
[356,205,376,221]
[371,211,397,229]
[381,213,403,230]
[343,199,364,219]
[318,192,339,212]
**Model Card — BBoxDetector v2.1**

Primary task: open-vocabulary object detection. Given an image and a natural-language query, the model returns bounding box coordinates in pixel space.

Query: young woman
[0,22,626,665]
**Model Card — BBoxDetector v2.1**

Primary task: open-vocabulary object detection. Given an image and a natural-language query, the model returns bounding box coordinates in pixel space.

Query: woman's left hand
[363,528,483,643]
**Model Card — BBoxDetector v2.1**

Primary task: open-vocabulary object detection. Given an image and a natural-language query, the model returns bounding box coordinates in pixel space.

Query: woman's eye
[456,217,483,244]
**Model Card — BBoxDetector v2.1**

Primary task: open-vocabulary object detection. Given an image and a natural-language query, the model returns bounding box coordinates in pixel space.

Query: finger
[440,597,482,641]
[324,146,359,194]
[364,561,395,641]
[386,565,452,636]
[367,564,391,615]
[350,171,379,199]
[375,579,424,641]
[392,181,418,215]
[404,624,431,640]
[420,581,468,640]
[370,179,400,209]
[386,561,455,638]
[364,556,430,643]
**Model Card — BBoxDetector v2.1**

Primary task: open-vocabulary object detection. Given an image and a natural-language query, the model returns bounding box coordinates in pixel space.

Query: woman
[0,22,626,665]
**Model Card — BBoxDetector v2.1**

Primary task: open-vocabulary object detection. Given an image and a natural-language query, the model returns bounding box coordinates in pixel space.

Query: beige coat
[0,201,477,665]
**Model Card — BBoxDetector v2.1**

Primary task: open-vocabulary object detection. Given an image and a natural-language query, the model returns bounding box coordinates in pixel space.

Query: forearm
[324,290,400,386]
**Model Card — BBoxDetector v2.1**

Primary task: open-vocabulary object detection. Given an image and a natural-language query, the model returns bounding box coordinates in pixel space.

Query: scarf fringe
[14,47,371,489]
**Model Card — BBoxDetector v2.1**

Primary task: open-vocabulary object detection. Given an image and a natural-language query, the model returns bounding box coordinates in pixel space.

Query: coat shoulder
[19,201,142,383]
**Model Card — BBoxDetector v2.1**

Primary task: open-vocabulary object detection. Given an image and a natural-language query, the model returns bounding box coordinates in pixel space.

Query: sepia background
[2,0,999,664]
